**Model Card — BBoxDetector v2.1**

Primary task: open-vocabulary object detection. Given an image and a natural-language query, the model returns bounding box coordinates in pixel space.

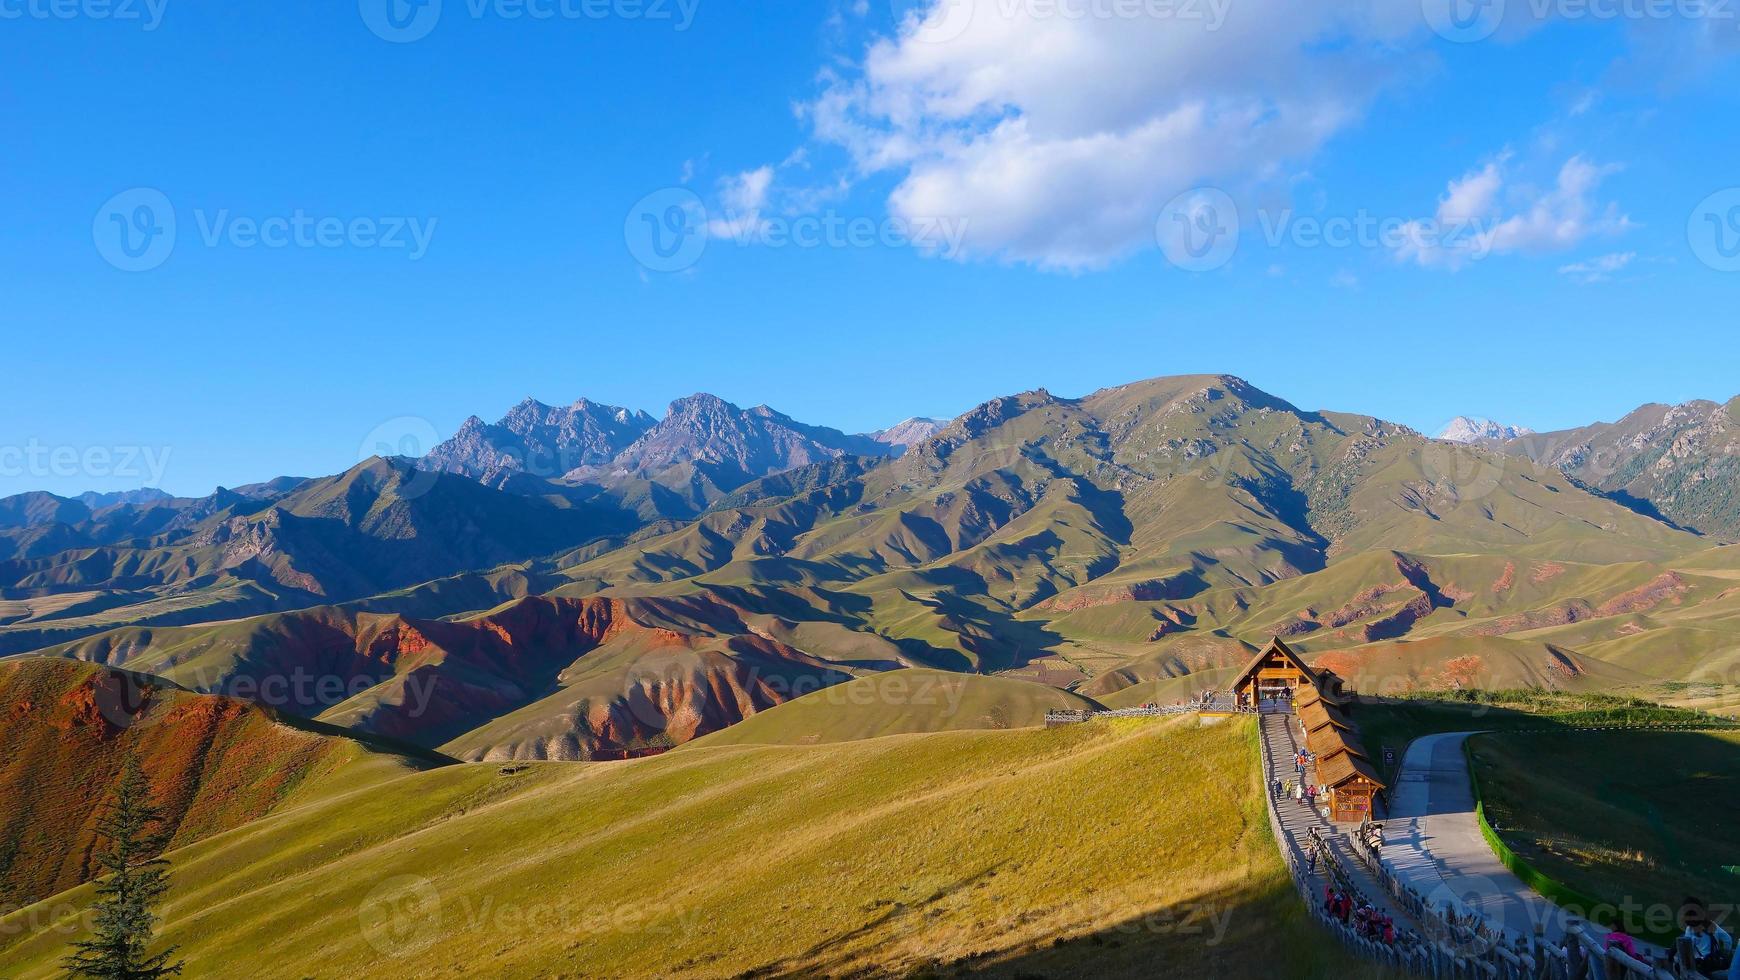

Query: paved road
[1384,732,1577,944]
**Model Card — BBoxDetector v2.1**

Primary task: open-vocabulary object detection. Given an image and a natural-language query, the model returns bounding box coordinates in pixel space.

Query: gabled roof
[1320,749,1386,790]
[1231,637,1317,690]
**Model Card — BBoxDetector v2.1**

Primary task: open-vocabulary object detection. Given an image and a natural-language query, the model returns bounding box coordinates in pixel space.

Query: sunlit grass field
[0,716,1393,978]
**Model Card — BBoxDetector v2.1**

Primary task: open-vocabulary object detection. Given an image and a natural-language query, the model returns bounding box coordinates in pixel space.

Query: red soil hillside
[314,594,857,759]
[53,594,859,758]
[0,658,437,906]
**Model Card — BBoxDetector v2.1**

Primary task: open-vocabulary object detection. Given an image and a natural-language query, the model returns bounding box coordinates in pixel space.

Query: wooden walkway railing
[1257,709,1710,980]
[1052,698,1719,978]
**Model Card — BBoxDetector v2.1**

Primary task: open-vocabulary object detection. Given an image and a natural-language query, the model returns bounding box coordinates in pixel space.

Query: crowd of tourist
[1323,884,1401,946]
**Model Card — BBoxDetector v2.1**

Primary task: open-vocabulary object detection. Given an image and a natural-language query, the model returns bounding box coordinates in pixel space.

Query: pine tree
[61,754,183,980]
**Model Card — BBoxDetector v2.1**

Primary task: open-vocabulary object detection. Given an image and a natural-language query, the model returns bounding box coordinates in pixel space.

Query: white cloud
[699,0,1740,272]
[1396,155,1633,270]
[1558,251,1636,283]
[707,166,775,240]
[1437,160,1505,226]
[793,0,1432,270]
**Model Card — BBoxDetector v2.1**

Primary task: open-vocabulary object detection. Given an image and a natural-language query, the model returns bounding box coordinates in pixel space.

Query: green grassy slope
[0,718,1390,979]
[1470,730,1740,922]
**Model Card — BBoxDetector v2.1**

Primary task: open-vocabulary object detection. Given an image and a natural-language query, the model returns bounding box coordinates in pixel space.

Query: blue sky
[3,0,1739,497]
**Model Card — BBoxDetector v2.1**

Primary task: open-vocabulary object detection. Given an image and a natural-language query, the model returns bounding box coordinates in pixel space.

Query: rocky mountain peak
[422,396,656,482]
[1438,417,1534,444]
[868,418,947,448]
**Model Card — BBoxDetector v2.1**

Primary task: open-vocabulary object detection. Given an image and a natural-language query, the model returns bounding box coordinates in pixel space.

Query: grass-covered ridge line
[0,717,1394,979]
[688,668,1103,747]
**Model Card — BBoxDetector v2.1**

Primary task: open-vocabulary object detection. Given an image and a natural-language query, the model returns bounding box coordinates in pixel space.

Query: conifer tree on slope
[61,754,183,979]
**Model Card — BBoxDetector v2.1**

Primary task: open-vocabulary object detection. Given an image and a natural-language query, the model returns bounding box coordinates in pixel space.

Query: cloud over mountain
[789,1,1436,269]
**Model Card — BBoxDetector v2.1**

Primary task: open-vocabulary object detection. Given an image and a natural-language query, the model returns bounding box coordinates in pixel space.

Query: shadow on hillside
[808,875,1400,980]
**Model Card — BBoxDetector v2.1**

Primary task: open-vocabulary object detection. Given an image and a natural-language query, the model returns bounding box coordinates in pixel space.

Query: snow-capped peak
[1437,416,1534,443]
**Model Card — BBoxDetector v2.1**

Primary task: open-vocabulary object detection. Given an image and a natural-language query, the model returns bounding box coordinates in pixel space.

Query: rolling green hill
[0,716,1390,979]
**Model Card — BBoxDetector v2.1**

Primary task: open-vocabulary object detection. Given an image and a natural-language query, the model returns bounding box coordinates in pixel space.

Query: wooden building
[1317,747,1385,823]
[1243,635,1386,823]
[1231,638,1320,702]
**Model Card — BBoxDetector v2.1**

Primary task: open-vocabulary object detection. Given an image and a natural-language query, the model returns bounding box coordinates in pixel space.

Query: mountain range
[1501,397,1740,541]
[3,376,1738,762]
